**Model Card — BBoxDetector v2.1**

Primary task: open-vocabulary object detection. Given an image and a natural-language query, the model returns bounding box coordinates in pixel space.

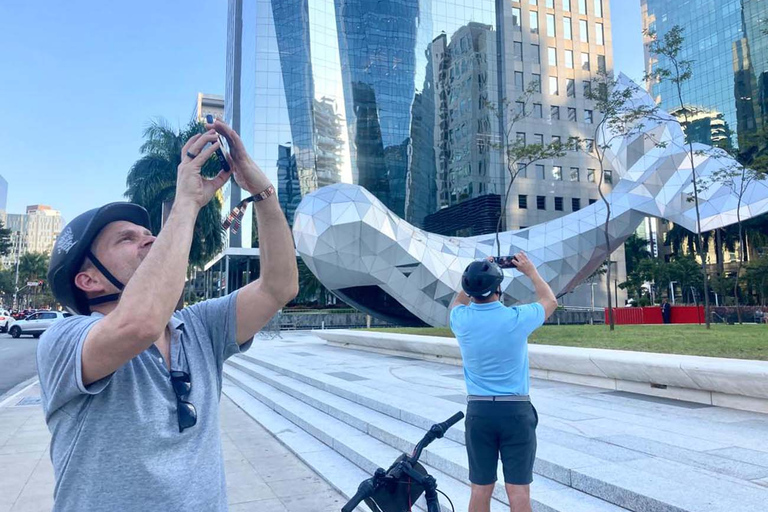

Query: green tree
[0,220,11,257]
[744,255,768,305]
[646,25,712,327]
[125,119,224,268]
[486,83,570,258]
[585,71,659,330]
[624,234,652,276]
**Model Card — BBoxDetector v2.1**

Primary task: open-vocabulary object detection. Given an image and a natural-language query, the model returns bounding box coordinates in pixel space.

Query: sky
[0,0,644,224]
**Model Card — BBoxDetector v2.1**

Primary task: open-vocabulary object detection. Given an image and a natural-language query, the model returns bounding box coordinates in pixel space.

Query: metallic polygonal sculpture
[293,75,768,326]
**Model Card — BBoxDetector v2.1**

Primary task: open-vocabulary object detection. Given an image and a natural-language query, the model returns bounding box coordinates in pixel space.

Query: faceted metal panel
[293,75,768,326]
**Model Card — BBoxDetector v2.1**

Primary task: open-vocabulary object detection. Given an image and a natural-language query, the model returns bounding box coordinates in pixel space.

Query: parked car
[0,310,11,332]
[9,311,72,338]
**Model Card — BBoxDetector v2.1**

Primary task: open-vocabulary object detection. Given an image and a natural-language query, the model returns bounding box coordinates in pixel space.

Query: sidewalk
[0,383,347,512]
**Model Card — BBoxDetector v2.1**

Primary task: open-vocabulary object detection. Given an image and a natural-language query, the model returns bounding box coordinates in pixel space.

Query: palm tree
[125,119,224,268]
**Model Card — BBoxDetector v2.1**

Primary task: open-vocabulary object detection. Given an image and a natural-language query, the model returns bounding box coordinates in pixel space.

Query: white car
[0,310,11,333]
[9,311,72,338]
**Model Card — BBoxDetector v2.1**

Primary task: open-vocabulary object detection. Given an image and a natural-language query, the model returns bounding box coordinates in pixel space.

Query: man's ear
[74,270,104,296]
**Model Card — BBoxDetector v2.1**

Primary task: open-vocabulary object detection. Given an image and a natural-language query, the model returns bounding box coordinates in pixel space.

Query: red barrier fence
[604,306,705,325]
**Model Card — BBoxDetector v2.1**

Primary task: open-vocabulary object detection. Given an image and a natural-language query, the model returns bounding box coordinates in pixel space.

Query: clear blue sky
[1,0,643,224]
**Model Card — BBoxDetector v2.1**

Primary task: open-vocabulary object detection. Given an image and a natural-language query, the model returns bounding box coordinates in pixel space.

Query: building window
[568,107,577,122]
[563,0,571,11]
[534,133,544,145]
[572,198,581,211]
[570,167,580,181]
[530,11,539,34]
[516,101,525,115]
[566,78,575,97]
[518,195,528,209]
[587,168,596,182]
[517,162,527,178]
[548,47,557,66]
[515,71,524,88]
[578,0,587,14]
[555,196,564,211]
[533,103,543,117]
[565,50,574,69]
[596,22,604,45]
[546,14,556,37]
[530,0,538,4]
[546,0,554,7]
[537,195,546,210]
[583,80,592,97]
[594,0,603,17]
[551,105,560,120]
[605,170,613,184]
[580,19,589,42]
[514,42,523,60]
[589,198,597,205]
[549,76,559,95]
[581,52,590,70]
[512,7,522,27]
[563,17,572,40]
[536,164,545,179]
[585,139,594,152]
[529,45,540,64]
[516,132,526,145]
[532,73,541,92]
[597,54,606,72]
[552,165,563,180]
[585,109,593,123]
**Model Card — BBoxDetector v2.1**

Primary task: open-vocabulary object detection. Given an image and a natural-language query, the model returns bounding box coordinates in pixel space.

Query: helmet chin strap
[85,250,125,307]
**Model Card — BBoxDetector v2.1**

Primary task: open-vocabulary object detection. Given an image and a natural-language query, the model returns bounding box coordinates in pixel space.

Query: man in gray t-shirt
[38,119,298,512]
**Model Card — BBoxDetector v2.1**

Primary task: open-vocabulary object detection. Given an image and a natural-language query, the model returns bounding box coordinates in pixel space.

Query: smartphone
[206,114,231,172]
[494,256,517,269]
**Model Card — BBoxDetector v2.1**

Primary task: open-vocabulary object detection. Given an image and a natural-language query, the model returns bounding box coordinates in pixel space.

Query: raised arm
[207,119,299,344]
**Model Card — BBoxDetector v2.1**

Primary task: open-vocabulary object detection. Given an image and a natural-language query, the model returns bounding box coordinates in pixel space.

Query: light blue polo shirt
[450,301,545,396]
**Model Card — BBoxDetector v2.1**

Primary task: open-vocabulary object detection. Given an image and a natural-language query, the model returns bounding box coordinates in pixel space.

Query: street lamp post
[12,231,23,311]
[669,281,678,305]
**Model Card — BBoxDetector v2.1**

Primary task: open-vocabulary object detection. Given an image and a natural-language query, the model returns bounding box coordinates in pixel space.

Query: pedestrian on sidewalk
[449,253,557,512]
[37,119,298,512]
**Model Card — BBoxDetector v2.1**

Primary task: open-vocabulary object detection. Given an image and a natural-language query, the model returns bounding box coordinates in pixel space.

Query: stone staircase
[222,337,768,512]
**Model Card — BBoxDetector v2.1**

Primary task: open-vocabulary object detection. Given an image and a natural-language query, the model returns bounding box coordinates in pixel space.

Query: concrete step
[225,358,628,512]
[223,365,510,512]
[233,352,768,512]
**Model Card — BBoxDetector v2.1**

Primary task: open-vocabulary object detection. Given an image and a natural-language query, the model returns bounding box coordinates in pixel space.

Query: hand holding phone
[206,114,231,172]
[494,256,517,269]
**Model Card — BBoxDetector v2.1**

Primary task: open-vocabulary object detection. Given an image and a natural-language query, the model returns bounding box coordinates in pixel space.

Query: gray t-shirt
[36,292,252,512]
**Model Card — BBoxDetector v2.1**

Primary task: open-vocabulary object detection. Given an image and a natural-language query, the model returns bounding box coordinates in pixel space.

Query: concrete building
[193,93,225,122]
[499,0,626,307]
[25,205,64,255]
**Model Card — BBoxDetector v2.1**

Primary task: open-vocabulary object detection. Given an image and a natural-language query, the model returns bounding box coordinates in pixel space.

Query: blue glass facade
[227,0,504,228]
[642,0,768,147]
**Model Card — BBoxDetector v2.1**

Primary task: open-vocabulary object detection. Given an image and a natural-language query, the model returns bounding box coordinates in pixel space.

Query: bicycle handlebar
[341,478,376,512]
[435,411,464,437]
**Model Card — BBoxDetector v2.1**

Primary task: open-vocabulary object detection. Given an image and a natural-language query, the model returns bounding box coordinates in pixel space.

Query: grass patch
[363,324,768,361]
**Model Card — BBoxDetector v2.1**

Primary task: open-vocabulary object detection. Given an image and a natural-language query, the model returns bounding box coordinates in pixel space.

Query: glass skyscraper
[642,0,768,147]
[226,0,504,229]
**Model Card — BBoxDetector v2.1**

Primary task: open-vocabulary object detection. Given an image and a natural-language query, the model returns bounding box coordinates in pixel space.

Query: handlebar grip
[435,411,465,437]
[341,479,376,512]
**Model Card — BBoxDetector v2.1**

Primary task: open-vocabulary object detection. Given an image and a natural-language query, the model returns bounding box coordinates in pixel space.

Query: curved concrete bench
[314,330,768,414]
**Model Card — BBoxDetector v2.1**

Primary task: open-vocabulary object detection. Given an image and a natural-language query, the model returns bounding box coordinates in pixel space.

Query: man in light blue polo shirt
[450,252,557,512]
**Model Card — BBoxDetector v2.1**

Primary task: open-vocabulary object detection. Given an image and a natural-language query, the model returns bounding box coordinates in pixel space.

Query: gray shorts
[464,400,538,485]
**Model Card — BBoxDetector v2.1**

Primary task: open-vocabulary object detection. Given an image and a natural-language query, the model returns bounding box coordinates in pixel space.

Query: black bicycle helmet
[461,259,504,298]
[48,202,151,315]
